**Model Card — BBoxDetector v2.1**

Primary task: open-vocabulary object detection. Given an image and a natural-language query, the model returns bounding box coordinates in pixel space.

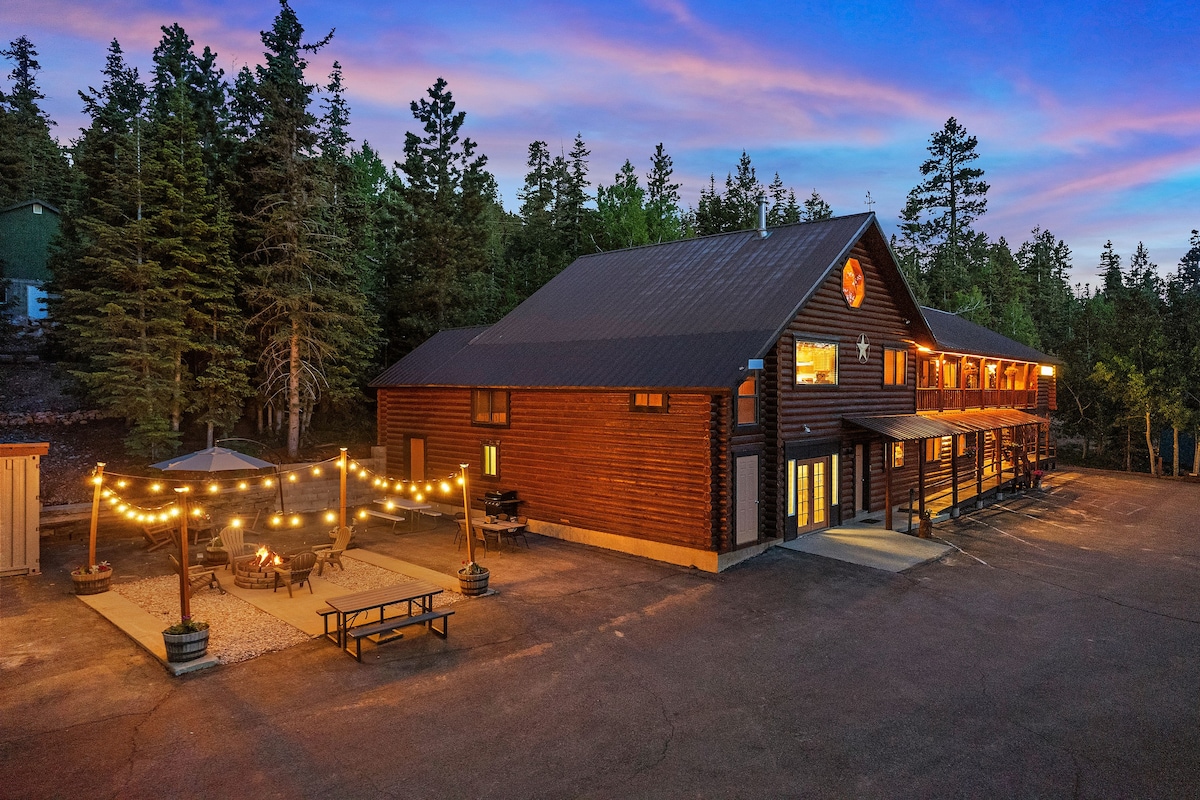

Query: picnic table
[320,580,453,661]
[368,497,438,533]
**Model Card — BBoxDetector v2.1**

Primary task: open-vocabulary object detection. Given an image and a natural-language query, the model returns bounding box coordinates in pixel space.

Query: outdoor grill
[483,489,520,518]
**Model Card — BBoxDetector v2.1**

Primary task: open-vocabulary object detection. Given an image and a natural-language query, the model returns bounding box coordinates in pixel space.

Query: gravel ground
[113,557,461,664]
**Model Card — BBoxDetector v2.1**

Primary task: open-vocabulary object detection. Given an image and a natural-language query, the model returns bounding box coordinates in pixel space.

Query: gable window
[795,340,838,385]
[883,347,907,386]
[737,376,758,425]
[472,389,509,426]
[632,392,668,413]
[481,441,500,478]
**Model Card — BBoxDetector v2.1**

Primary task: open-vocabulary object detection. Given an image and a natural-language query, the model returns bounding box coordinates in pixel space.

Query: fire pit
[233,546,283,590]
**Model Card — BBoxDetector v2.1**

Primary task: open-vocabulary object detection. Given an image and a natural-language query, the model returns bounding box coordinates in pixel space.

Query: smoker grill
[483,489,520,518]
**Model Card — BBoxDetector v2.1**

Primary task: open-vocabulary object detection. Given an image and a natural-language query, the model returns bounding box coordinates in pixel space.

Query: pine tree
[905,117,989,304]
[54,42,183,456]
[240,1,375,457]
[644,143,682,243]
[382,77,496,359]
[0,36,71,205]
[722,150,761,229]
[801,190,832,222]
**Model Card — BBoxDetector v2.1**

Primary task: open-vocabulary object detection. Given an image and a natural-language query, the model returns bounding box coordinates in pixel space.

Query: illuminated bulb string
[87,455,467,529]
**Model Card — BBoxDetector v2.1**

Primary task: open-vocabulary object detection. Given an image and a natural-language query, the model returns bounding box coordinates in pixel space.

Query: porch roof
[843,409,1046,441]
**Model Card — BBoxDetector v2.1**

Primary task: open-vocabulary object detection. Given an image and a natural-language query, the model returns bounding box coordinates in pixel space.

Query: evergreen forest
[0,2,1196,476]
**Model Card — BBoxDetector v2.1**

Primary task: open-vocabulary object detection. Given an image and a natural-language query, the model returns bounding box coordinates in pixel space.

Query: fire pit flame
[250,546,282,570]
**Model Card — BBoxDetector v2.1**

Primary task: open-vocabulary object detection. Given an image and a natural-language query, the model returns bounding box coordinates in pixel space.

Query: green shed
[0,199,60,321]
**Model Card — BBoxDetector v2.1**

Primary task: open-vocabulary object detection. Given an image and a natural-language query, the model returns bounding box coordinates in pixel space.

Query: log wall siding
[377,386,717,550]
[772,240,923,534]
[713,395,734,551]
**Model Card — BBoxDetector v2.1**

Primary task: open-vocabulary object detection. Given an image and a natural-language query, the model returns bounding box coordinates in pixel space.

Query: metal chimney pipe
[757,196,769,237]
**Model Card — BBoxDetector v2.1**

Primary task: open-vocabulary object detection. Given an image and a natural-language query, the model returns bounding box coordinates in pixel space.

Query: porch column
[884,442,893,530]
[917,439,927,519]
[950,435,960,517]
[976,431,984,506]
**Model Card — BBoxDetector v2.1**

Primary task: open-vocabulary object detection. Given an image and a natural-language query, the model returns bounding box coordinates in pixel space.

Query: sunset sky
[4,0,1198,285]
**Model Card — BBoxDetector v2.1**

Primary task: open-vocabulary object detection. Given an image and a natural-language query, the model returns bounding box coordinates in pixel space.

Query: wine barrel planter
[457,568,490,596]
[163,627,210,662]
[205,547,228,565]
[72,569,112,595]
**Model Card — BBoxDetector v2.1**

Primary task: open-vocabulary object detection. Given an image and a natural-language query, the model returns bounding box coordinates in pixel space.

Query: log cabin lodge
[371,211,1059,572]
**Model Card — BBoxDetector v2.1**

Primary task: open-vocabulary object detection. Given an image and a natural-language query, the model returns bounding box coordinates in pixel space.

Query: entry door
[408,437,425,481]
[854,444,870,513]
[735,455,759,545]
[791,456,830,535]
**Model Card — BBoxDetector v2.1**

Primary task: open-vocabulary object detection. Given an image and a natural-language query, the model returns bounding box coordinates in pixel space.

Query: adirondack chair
[141,520,176,552]
[218,525,261,571]
[273,551,317,597]
[313,525,352,575]
[168,554,224,597]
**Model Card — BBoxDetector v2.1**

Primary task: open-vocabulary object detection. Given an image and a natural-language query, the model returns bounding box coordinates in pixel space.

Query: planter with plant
[205,534,228,565]
[162,620,211,662]
[457,561,490,596]
[71,561,113,595]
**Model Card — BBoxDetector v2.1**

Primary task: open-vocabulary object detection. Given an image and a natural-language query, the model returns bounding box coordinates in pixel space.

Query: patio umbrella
[151,446,275,623]
[150,446,274,472]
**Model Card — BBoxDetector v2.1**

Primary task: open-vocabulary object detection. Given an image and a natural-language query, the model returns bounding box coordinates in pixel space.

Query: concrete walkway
[76,550,457,675]
[779,521,952,572]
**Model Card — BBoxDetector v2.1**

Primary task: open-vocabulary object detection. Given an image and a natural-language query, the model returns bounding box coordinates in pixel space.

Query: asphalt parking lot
[2,467,1198,799]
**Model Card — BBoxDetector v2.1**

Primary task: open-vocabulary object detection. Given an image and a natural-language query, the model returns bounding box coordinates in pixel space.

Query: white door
[735,455,759,545]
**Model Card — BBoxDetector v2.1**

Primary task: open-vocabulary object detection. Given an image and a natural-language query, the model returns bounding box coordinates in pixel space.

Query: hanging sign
[842,258,865,308]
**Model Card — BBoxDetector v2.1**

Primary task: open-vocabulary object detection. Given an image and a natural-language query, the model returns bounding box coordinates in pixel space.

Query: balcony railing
[917,388,1038,412]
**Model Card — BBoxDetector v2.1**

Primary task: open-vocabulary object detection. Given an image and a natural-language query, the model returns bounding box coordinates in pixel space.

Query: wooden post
[976,431,984,501]
[339,448,348,530]
[884,442,893,531]
[175,487,191,622]
[460,464,476,564]
[87,462,105,567]
[950,436,959,515]
[917,439,927,519]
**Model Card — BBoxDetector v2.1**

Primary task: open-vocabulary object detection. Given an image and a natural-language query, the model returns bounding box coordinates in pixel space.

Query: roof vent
[756,196,769,238]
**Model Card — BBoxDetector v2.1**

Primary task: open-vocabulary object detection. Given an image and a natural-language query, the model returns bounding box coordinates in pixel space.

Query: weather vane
[864,191,875,211]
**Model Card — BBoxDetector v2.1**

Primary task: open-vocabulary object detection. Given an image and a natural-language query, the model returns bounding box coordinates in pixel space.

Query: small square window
[472,389,509,426]
[796,340,838,385]
[632,392,668,413]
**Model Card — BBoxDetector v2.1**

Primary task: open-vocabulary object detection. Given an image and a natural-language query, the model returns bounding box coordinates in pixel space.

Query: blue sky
[5,0,1199,286]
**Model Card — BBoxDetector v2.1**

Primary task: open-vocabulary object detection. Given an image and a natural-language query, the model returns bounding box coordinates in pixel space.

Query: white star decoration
[856,334,870,363]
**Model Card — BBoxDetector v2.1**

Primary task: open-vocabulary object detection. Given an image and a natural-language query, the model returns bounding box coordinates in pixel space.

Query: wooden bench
[362,508,404,533]
[345,609,454,662]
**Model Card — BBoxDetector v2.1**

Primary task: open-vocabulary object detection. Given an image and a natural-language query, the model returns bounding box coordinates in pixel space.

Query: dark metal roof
[374,213,922,389]
[922,307,1061,364]
[370,326,487,387]
[844,409,1047,441]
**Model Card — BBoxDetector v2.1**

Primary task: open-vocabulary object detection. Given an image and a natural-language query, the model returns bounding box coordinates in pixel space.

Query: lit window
[737,376,758,425]
[883,347,907,386]
[472,389,509,426]
[892,442,905,468]
[632,392,667,413]
[795,340,838,385]
[481,442,499,478]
